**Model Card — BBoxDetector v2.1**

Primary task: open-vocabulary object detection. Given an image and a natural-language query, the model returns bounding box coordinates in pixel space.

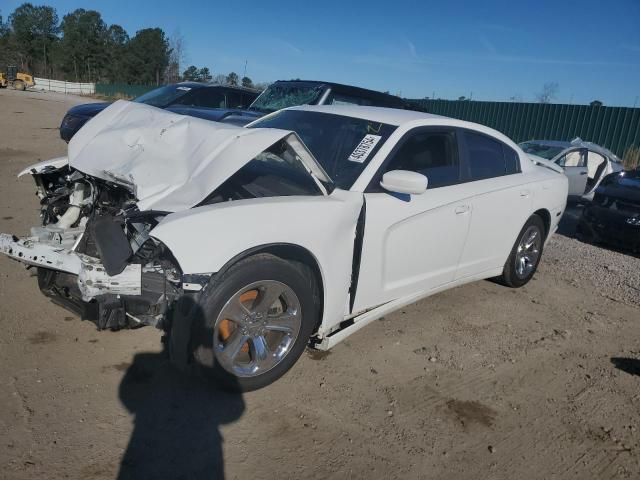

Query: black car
[577,169,640,252]
[214,79,408,126]
[59,83,259,142]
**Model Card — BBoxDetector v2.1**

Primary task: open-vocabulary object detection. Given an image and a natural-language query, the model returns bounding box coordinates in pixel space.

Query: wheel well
[533,208,551,239]
[217,243,325,333]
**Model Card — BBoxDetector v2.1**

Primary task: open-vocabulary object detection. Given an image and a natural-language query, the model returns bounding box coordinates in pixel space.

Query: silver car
[520,138,623,201]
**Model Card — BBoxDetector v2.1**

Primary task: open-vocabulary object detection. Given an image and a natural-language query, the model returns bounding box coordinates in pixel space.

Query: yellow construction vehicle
[0,66,35,91]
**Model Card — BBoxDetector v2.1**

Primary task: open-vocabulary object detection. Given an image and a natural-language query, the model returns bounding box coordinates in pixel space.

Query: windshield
[133,85,195,108]
[249,110,396,189]
[249,82,325,114]
[519,142,565,160]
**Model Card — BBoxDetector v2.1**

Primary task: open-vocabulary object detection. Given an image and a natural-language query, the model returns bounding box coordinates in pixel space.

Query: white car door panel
[558,150,588,197]
[454,129,534,278]
[564,167,589,196]
[353,185,471,313]
[455,175,532,278]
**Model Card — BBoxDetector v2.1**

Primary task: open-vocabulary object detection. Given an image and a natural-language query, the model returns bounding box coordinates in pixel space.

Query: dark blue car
[577,168,640,252]
[59,83,259,142]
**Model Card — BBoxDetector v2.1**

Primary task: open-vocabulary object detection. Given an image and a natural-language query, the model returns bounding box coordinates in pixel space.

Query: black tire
[498,214,546,288]
[186,253,320,392]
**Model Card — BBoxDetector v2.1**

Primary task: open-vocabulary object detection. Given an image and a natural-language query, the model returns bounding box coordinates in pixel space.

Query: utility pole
[43,36,46,78]
[243,59,247,78]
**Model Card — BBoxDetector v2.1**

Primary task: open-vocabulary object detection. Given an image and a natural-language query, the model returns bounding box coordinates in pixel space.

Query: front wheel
[498,214,545,288]
[186,253,320,392]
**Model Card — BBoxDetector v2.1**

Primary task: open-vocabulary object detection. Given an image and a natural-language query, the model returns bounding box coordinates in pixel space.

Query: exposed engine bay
[0,100,332,334]
[2,164,183,330]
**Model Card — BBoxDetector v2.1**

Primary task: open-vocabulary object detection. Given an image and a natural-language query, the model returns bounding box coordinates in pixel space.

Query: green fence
[95,83,156,99]
[406,99,640,158]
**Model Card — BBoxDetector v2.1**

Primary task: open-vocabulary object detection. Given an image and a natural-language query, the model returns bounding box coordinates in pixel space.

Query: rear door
[557,149,588,197]
[455,129,532,279]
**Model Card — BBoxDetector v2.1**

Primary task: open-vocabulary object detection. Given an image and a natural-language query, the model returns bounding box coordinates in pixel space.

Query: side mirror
[380,170,428,195]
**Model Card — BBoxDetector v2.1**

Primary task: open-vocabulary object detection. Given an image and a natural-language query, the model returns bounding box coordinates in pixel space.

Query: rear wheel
[499,214,545,288]
[187,253,319,391]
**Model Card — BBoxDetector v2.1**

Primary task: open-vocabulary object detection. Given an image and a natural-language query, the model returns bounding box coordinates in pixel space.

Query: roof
[176,81,260,94]
[523,139,572,148]
[287,104,445,126]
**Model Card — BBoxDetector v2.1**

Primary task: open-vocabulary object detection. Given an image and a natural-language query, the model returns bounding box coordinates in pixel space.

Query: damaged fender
[151,189,363,336]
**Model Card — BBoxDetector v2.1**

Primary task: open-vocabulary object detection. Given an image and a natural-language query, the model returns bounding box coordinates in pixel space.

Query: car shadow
[117,305,245,479]
[611,357,640,377]
[556,203,584,238]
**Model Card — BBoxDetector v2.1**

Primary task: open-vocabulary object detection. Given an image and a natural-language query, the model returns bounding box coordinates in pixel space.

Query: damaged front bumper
[0,232,188,330]
[0,233,141,301]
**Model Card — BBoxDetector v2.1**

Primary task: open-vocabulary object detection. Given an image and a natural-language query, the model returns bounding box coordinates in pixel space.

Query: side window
[463,131,517,180]
[199,89,226,108]
[241,93,256,108]
[504,145,521,174]
[383,130,460,189]
[175,89,225,108]
[326,92,373,106]
[557,150,585,167]
[226,91,243,108]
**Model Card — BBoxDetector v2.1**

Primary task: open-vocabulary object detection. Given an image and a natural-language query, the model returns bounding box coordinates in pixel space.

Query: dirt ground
[1,88,639,480]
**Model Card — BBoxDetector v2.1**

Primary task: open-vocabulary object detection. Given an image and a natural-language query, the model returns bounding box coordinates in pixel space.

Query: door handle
[580,171,588,175]
[455,205,470,214]
[520,189,531,197]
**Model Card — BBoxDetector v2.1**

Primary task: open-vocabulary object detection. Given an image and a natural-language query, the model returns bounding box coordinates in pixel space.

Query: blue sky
[2,0,640,105]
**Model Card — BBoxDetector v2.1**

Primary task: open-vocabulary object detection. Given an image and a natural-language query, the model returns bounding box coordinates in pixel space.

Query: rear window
[464,131,520,180]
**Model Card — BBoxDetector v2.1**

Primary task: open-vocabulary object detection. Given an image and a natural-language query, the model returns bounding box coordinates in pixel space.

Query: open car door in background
[557,149,588,198]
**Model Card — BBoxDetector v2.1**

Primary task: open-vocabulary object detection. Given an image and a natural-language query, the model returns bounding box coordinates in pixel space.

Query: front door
[352,128,472,313]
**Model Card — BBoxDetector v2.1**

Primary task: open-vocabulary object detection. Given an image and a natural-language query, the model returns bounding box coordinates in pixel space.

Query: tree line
[0,3,257,88]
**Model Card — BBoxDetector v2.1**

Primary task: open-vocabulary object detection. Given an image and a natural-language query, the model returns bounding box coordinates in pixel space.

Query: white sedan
[520,138,623,201]
[0,101,568,390]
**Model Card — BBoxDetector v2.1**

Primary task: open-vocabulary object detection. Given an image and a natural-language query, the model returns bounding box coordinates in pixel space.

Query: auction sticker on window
[348,134,382,163]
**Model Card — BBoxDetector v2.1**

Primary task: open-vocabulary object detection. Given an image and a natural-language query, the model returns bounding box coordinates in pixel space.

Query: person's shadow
[611,357,640,377]
[117,304,245,480]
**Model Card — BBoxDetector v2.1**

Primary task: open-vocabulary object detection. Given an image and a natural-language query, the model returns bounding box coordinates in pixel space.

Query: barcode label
[348,134,382,163]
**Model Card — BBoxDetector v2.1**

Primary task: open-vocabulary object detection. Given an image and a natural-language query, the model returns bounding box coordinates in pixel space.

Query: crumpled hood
[67,100,327,212]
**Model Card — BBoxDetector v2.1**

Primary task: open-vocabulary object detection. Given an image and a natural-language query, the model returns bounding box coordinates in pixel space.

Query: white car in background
[520,138,623,201]
[0,101,568,391]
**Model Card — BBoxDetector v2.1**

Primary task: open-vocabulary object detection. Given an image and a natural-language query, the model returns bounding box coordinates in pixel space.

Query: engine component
[90,215,133,276]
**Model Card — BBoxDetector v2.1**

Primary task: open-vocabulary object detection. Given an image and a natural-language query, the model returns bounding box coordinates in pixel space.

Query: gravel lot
[1,88,639,480]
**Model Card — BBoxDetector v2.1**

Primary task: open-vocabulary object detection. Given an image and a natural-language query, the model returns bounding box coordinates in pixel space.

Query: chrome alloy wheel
[515,225,542,279]
[213,280,302,377]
